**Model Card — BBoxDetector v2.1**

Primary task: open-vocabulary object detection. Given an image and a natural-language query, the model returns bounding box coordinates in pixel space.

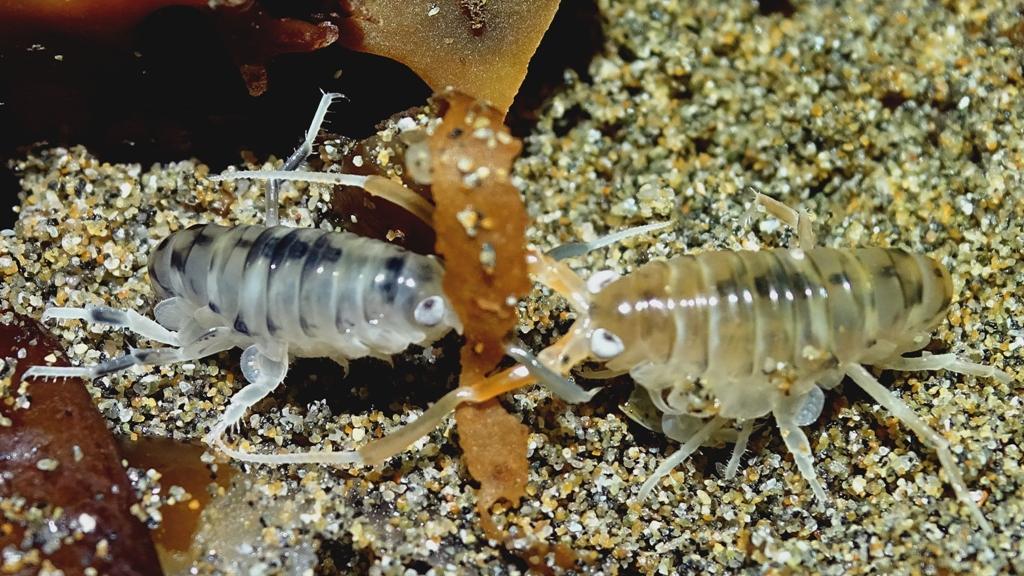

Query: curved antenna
[505,340,600,403]
[545,220,673,261]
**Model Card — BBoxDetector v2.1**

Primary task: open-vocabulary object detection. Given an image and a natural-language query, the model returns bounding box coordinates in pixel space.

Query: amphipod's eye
[414,296,446,326]
[590,328,624,359]
[586,269,619,294]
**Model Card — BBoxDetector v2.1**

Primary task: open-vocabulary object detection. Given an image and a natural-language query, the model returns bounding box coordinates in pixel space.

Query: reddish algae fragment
[0,315,161,576]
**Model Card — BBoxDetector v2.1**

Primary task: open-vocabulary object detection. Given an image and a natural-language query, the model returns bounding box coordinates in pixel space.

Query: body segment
[593,247,953,420]
[148,223,455,362]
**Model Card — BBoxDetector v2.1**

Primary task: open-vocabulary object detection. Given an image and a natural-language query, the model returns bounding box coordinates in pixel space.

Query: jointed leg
[846,363,992,532]
[42,305,179,346]
[639,416,727,500]
[357,329,595,466]
[773,400,829,507]
[266,91,344,227]
[206,344,362,465]
[505,339,600,403]
[23,326,238,380]
[747,189,817,251]
[724,419,755,480]
[882,353,1011,385]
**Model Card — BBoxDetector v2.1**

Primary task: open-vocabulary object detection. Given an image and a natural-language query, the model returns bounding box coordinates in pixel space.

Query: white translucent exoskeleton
[356,192,1011,532]
[24,93,461,465]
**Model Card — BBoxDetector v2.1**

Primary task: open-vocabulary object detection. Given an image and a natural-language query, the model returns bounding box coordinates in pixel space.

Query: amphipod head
[511,254,629,401]
[378,254,461,345]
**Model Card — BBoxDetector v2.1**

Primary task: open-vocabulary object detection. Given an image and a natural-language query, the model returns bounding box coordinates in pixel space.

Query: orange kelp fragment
[430,91,529,377]
[0,316,161,575]
[340,0,561,111]
[430,91,531,534]
[454,401,529,537]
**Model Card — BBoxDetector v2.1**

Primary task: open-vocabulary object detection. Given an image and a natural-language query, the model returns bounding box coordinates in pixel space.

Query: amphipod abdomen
[148,223,457,359]
[591,247,952,420]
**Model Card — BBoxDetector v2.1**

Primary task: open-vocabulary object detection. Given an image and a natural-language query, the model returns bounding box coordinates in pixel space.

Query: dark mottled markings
[245,228,281,273]
[288,238,309,259]
[889,249,924,309]
[828,271,849,287]
[713,273,740,302]
[763,251,792,303]
[170,228,199,274]
[188,226,218,296]
[209,301,220,314]
[787,271,811,300]
[298,234,335,338]
[234,316,250,335]
[90,306,123,325]
[753,273,772,297]
[192,227,215,246]
[378,256,405,304]
[322,244,343,263]
[94,355,137,376]
[269,229,303,271]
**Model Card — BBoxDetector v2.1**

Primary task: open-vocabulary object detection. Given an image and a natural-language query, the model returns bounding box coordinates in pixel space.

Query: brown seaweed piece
[120,438,234,573]
[339,0,562,111]
[0,315,162,576]
[214,2,340,97]
[329,105,440,254]
[429,91,531,536]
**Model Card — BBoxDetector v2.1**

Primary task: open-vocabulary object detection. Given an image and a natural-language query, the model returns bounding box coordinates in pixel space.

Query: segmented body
[592,247,951,420]
[149,223,457,363]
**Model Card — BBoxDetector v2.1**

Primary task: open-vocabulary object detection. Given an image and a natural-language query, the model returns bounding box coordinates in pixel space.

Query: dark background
[0,1,604,229]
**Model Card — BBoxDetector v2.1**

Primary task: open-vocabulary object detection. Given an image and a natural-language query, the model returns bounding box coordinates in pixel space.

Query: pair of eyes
[416,295,625,358]
[414,295,446,326]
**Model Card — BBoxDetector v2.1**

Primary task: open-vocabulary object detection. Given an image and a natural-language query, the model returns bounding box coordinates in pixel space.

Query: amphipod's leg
[357,330,596,466]
[40,305,180,345]
[845,363,992,532]
[153,297,197,332]
[266,91,344,227]
[357,364,535,466]
[881,353,1011,385]
[724,419,755,480]
[206,344,361,465]
[356,249,599,466]
[23,325,238,380]
[748,189,817,251]
[773,390,830,507]
[638,416,727,501]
